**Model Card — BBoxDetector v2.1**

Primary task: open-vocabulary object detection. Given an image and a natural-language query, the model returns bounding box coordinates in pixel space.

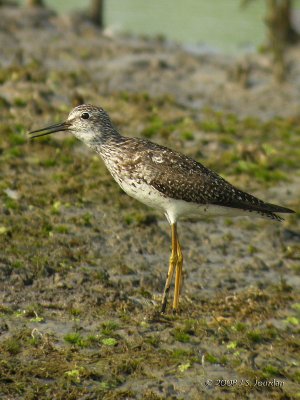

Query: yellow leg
[177,238,183,295]
[161,223,178,313]
[173,236,183,313]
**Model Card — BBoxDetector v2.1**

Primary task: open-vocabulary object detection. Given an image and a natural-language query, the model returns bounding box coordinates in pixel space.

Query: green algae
[0,50,299,400]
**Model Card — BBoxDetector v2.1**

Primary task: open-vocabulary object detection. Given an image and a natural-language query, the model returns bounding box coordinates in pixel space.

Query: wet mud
[0,5,299,400]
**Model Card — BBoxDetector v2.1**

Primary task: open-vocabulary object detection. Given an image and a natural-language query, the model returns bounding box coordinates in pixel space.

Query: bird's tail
[263,202,295,214]
[251,202,295,222]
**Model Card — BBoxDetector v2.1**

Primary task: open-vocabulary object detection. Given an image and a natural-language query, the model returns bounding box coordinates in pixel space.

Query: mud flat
[0,5,299,400]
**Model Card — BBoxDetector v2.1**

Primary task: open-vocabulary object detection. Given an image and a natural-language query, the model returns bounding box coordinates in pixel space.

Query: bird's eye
[81,112,90,120]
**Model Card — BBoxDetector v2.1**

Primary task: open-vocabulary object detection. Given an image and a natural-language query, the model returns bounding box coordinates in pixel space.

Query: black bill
[29,121,71,139]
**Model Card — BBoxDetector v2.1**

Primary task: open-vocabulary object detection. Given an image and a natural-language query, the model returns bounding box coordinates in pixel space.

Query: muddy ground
[0,5,299,400]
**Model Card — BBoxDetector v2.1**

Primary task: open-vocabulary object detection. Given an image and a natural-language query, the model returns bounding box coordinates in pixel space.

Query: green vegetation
[0,28,298,400]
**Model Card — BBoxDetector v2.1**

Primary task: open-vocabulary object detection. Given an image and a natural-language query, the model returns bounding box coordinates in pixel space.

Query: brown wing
[129,138,293,218]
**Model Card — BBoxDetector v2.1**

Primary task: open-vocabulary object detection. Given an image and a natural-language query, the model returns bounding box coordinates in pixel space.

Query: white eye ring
[81,112,90,120]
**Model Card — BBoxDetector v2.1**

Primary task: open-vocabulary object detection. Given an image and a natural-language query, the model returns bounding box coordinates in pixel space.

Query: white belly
[113,175,245,225]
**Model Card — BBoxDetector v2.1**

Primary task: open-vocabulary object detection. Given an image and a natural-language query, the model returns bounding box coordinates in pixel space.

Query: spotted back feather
[98,136,294,221]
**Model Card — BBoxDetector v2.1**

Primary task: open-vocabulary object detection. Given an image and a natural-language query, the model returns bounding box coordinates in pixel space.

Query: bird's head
[29,104,118,146]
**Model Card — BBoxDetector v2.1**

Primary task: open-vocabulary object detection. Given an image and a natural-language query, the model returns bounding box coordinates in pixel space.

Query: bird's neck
[88,130,126,154]
[86,126,124,148]
[101,124,122,141]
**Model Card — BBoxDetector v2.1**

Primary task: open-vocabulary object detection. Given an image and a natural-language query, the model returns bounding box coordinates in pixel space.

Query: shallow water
[0,6,299,399]
[20,0,268,52]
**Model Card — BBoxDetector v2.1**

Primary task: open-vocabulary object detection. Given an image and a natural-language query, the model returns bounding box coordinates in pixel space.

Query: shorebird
[29,104,295,313]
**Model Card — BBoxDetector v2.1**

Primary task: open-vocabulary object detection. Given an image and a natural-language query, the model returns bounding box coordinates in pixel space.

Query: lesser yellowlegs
[29,104,295,312]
